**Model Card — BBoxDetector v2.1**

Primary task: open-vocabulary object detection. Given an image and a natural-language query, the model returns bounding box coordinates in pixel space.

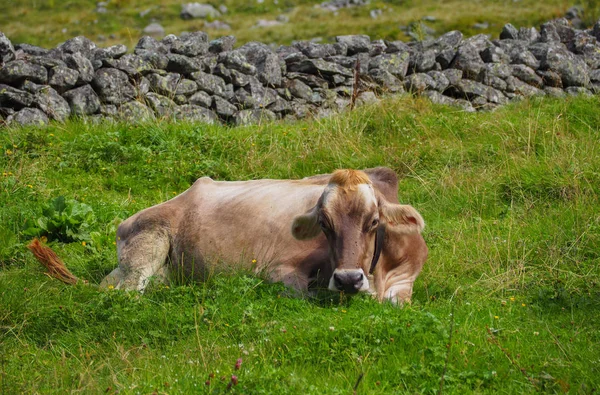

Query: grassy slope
[0,0,585,49]
[1,95,599,393]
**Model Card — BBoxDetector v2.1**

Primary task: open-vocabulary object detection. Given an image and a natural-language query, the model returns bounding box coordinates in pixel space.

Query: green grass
[1,95,600,393]
[0,0,596,49]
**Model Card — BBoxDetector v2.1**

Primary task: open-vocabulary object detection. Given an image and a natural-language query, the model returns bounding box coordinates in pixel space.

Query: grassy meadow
[1,95,599,393]
[0,0,598,49]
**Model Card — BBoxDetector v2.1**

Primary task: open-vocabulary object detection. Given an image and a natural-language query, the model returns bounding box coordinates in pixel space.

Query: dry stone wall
[1,17,600,127]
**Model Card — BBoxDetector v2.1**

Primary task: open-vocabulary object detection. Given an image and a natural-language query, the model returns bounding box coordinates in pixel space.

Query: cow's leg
[100,227,170,292]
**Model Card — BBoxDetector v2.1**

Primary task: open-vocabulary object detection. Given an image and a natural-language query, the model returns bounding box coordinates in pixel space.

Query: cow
[29,168,427,304]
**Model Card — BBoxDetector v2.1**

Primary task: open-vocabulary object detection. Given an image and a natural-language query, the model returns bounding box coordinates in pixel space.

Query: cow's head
[291,169,425,294]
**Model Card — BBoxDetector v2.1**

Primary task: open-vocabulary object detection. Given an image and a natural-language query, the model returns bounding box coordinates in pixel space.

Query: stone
[218,51,257,75]
[188,90,212,107]
[145,92,177,118]
[518,27,540,43]
[287,58,352,77]
[404,73,436,92]
[58,36,97,59]
[209,36,236,53]
[229,69,252,87]
[267,95,292,114]
[565,86,592,96]
[286,73,329,90]
[500,23,519,40]
[335,35,371,55]
[450,43,485,79]
[539,45,589,87]
[143,23,165,37]
[409,49,436,73]
[48,66,79,93]
[234,109,276,125]
[442,68,463,86]
[100,104,118,117]
[190,71,227,96]
[510,64,543,88]
[92,68,136,104]
[235,42,283,87]
[511,50,540,69]
[286,78,313,101]
[544,87,566,97]
[174,104,218,123]
[180,3,221,19]
[166,53,203,74]
[118,100,155,122]
[14,43,48,57]
[426,70,450,92]
[205,21,231,31]
[93,44,128,61]
[294,41,338,59]
[422,90,458,107]
[255,19,282,28]
[64,53,94,85]
[369,69,403,93]
[436,48,457,69]
[0,60,48,85]
[34,86,70,121]
[449,79,508,104]
[480,46,509,63]
[170,31,209,57]
[136,36,169,54]
[384,40,411,54]
[536,69,562,88]
[212,95,237,118]
[369,52,410,78]
[369,40,386,57]
[0,32,15,65]
[0,84,34,109]
[7,107,48,126]
[116,54,154,76]
[63,84,101,116]
[505,76,543,96]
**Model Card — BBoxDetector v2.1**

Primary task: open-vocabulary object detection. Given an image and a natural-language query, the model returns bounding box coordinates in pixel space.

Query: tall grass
[1,95,599,393]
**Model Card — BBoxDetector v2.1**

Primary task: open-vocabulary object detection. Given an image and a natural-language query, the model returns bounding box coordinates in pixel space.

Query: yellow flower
[341,309,347,313]
[12,144,17,148]
[5,149,12,155]
[49,133,54,137]
[27,185,33,188]
[81,241,86,246]
[510,297,515,301]
[522,303,526,307]
[108,285,114,290]
[40,236,48,243]
[494,316,499,319]
[251,259,257,264]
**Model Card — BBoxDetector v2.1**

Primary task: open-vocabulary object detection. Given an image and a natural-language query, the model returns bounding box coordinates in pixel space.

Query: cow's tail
[27,238,81,285]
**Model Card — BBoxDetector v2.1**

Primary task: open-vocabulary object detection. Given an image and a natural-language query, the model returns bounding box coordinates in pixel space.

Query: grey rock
[294,41,338,59]
[118,100,155,121]
[93,44,128,62]
[450,79,508,104]
[505,76,543,96]
[34,86,70,121]
[544,87,566,97]
[245,78,278,107]
[480,46,509,63]
[58,36,96,59]
[236,42,283,87]
[422,90,459,107]
[287,78,313,101]
[335,35,371,55]
[463,34,493,52]
[234,108,276,125]
[212,95,237,118]
[230,69,253,87]
[205,20,231,31]
[384,40,411,54]
[92,68,136,104]
[369,69,403,93]
[540,19,574,44]
[430,30,463,51]
[404,73,436,92]
[209,36,236,53]
[369,52,410,78]
[442,68,463,86]
[171,31,209,57]
[369,39,386,57]
[565,86,592,96]
[436,48,457,69]
[7,107,48,126]
[166,53,202,74]
[20,80,45,93]
[180,3,221,19]
[0,60,48,85]
[450,43,485,79]
[593,20,600,41]
[136,36,169,54]
[143,23,165,37]
[145,92,177,117]
[62,84,101,115]
[116,54,154,76]
[590,69,600,83]
[500,23,519,40]
[536,69,562,88]
[14,43,48,57]
[409,49,436,73]
[267,95,292,114]
[286,72,329,90]
[174,104,218,123]
[0,32,15,65]
[190,71,227,96]
[287,58,352,77]
[426,70,450,92]
[64,53,94,85]
[540,45,589,87]
[510,64,543,87]
[100,104,118,117]
[188,90,212,107]
[48,66,79,93]
[137,76,151,96]
[175,78,198,96]
[218,51,257,75]
[518,27,540,43]
[0,84,34,109]
[511,50,540,69]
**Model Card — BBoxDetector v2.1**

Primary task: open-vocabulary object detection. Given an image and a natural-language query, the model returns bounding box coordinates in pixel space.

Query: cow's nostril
[333,273,344,289]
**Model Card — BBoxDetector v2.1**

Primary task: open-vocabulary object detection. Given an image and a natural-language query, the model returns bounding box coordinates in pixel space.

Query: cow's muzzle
[329,269,369,294]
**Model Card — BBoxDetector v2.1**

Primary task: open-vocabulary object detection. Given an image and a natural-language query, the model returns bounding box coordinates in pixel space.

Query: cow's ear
[291,206,321,240]
[379,201,425,234]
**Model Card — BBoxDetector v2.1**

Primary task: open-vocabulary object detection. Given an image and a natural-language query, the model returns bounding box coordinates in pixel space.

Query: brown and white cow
[97,167,427,304]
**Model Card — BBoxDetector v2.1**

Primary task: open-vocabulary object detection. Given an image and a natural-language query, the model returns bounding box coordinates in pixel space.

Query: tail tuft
[27,238,79,285]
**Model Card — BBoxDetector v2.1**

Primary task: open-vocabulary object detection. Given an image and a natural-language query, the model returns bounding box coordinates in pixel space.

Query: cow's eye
[318,218,328,230]
[371,218,379,229]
